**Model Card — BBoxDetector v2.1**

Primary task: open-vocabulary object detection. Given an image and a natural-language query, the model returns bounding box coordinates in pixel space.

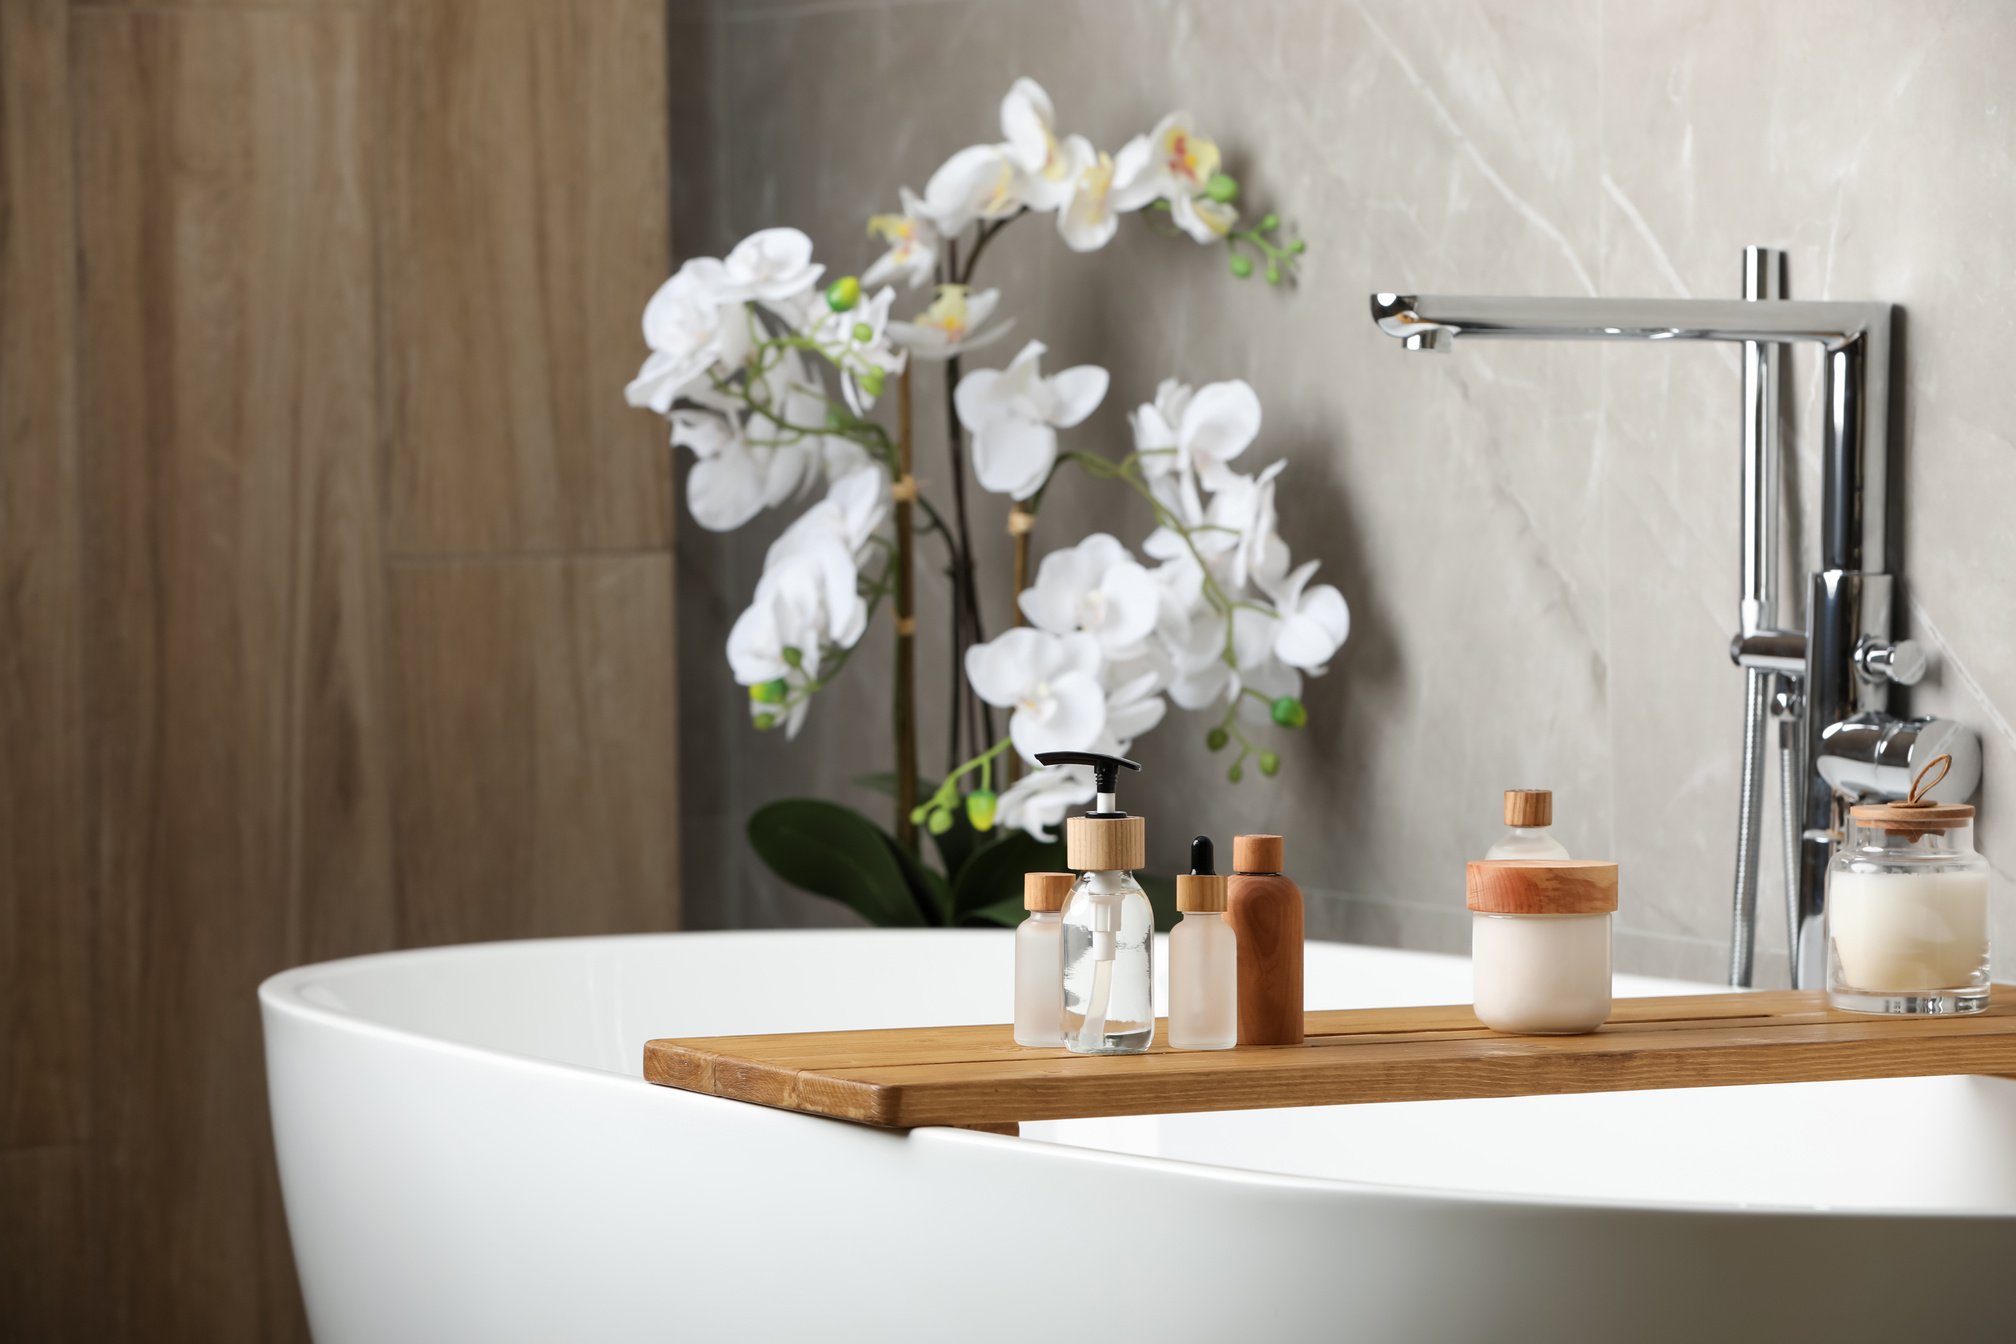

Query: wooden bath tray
[643,987,2016,1130]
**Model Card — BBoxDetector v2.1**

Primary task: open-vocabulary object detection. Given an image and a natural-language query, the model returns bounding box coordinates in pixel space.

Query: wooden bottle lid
[1023,872,1075,912]
[1504,789,1552,827]
[1066,816,1145,871]
[1176,874,1229,913]
[1467,859,1617,914]
[1233,834,1284,873]
[1849,754,1973,837]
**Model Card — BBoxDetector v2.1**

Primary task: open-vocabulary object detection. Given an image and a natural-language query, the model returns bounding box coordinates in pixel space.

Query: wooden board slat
[645,988,2016,1129]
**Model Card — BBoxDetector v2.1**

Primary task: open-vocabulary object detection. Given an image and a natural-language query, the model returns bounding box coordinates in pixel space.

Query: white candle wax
[1828,869,1989,992]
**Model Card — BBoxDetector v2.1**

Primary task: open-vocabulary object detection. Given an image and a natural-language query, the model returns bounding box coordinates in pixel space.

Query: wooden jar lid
[1023,872,1074,912]
[1176,874,1228,912]
[1849,801,1974,837]
[1504,790,1552,827]
[1233,834,1284,873]
[1066,816,1145,871]
[1467,859,1617,914]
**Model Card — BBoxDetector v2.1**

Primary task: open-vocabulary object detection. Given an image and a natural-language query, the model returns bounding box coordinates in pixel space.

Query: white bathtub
[260,931,2016,1343]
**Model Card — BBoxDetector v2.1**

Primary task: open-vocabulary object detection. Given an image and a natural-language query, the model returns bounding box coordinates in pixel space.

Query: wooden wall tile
[73,9,385,1341]
[1,4,96,1338]
[382,0,672,555]
[389,555,679,946]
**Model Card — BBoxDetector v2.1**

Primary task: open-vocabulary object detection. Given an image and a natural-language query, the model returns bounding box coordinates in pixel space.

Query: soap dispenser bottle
[1486,789,1570,860]
[1034,751,1153,1055]
[1170,836,1236,1050]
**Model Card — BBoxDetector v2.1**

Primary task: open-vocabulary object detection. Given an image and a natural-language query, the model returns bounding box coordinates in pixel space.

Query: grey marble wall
[670,0,2016,982]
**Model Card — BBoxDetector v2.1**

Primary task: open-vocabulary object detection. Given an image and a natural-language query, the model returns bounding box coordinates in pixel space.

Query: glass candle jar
[1826,801,1990,1015]
[1467,860,1618,1035]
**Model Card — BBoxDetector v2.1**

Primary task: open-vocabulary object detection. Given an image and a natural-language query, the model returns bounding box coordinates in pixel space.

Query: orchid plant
[626,78,1336,928]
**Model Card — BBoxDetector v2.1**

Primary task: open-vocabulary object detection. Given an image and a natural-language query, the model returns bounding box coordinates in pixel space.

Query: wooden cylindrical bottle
[1226,834,1303,1045]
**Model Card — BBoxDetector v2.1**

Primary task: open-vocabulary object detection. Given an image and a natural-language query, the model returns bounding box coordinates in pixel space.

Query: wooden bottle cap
[1467,859,1617,914]
[1066,816,1145,871]
[1176,874,1229,913]
[1504,790,1552,827]
[1233,834,1283,873]
[1023,872,1074,912]
[1849,754,1973,837]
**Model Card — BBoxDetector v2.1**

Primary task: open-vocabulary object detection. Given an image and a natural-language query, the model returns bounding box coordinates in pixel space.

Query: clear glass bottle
[1061,868,1154,1054]
[1468,859,1616,1035]
[1014,873,1072,1047]
[1826,797,1990,1015]
[1485,788,1570,860]
[1169,838,1236,1050]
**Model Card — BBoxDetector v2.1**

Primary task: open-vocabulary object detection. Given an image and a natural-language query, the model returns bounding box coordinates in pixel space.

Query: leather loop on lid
[1851,753,1974,835]
[1468,859,1618,914]
[1233,834,1284,873]
[1023,872,1074,912]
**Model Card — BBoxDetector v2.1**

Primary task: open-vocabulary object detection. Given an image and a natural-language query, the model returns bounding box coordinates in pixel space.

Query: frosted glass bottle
[1061,868,1155,1054]
[1827,796,1990,1015]
[1169,912,1237,1050]
[1486,789,1570,860]
[1014,871,1073,1047]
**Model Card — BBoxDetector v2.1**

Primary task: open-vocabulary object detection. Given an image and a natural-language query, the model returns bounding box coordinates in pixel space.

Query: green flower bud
[782,646,803,669]
[852,322,874,343]
[1228,762,1244,783]
[1288,238,1307,254]
[1206,726,1229,752]
[1265,263,1281,285]
[1260,213,1280,231]
[1205,173,1240,204]
[825,276,861,312]
[751,712,777,731]
[1259,750,1280,777]
[927,807,954,835]
[1229,254,1254,279]
[965,789,998,832]
[858,367,885,397]
[750,678,788,705]
[1270,695,1307,729]
[825,408,845,430]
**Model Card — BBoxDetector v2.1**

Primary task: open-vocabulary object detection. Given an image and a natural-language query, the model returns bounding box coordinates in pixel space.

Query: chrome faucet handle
[1855,636,1928,687]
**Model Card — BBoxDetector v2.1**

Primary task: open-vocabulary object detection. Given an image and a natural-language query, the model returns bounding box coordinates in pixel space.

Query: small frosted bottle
[1169,836,1236,1050]
[1468,859,1615,1035]
[1485,789,1571,860]
[1014,873,1072,1047]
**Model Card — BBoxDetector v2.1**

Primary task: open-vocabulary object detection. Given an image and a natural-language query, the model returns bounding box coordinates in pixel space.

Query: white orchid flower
[1102,665,1168,744]
[1262,559,1351,672]
[1206,459,1289,592]
[1018,533,1159,658]
[1055,135,1123,253]
[1129,378,1194,486]
[922,144,1026,237]
[722,227,825,309]
[676,409,774,533]
[888,285,1013,361]
[624,258,752,413]
[964,628,1106,764]
[954,340,1110,500]
[725,469,886,699]
[1000,78,1077,213]
[994,762,1095,842]
[1112,112,1239,242]
[863,188,940,290]
[1133,377,1263,524]
[811,284,905,414]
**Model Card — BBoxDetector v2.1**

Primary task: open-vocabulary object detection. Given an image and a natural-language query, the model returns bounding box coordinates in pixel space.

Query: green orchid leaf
[747,799,929,927]
[961,893,1027,928]
[883,827,951,926]
[929,804,984,884]
[950,828,1069,925]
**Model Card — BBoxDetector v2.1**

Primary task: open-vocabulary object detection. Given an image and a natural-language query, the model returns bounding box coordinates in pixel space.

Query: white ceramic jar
[1468,859,1618,1035]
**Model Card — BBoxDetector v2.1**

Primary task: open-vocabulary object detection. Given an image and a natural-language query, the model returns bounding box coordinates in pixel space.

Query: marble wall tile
[673,0,2016,982]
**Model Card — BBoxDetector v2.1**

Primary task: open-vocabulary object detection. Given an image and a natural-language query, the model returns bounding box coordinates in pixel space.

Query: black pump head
[1189,835,1215,875]
[1033,751,1141,808]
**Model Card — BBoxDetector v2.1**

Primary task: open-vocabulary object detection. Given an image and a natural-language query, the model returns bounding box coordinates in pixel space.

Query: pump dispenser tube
[1036,751,1154,1055]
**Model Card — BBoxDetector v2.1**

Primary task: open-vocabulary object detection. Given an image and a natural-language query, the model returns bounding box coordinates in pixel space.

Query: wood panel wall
[0,2,676,1339]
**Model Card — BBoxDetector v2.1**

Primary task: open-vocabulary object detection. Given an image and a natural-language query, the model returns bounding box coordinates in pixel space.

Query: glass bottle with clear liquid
[1061,868,1155,1053]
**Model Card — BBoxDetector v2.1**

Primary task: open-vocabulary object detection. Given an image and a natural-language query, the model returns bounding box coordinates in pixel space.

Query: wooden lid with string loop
[1849,754,1973,839]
